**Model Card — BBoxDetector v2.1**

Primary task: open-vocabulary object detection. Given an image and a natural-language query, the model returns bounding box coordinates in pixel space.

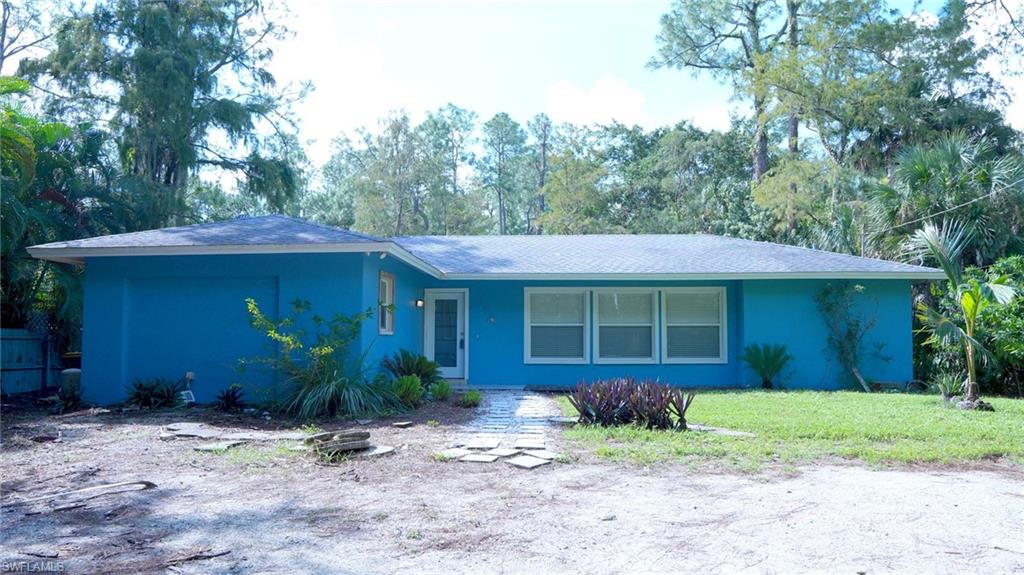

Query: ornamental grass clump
[568,378,695,430]
[393,375,424,407]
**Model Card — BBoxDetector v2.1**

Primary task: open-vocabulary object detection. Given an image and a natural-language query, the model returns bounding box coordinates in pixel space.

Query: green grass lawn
[558,391,1024,469]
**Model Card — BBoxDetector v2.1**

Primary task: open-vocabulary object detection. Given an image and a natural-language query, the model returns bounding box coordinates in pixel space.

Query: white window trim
[660,287,728,364]
[593,288,659,365]
[523,287,590,365]
[378,271,395,335]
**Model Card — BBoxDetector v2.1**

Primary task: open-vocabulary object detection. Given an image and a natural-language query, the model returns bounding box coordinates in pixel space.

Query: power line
[876,177,1024,236]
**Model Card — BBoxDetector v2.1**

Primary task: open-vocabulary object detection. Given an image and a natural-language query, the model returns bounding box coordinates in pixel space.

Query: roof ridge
[273,214,384,242]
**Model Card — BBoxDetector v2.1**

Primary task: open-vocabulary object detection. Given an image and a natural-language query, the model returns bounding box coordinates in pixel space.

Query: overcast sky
[267,0,1023,167]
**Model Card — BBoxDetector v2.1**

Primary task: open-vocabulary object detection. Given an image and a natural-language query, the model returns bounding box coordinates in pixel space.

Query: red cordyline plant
[568,378,695,430]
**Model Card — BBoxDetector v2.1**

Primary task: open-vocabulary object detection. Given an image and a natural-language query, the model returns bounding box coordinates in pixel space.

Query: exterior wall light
[415,299,424,308]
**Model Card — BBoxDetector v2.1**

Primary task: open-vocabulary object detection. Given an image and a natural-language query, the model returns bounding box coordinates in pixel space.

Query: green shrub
[457,389,482,408]
[127,378,185,409]
[931,372,964,405]
[52,378,83,415]
[243,298,403,419]
[741,343,793,389]
[214,384,247,412]
[393,375,424,407]
[429,380,451,401]
[568,378,695,430]
[381,350,441,387]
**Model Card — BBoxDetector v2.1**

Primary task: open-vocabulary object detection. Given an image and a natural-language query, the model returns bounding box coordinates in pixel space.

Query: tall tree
[526,113,555,233]
[0,0,54,74]
[20,0,304,228]
[651,0,788,181]
[479,112,527,234]
[346,113,427,237]
[418,104,477,235]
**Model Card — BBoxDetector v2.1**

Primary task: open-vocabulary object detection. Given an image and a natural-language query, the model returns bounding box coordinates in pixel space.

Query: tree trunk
[786,0,800,155]
[964,342,979,402]
[753,92,769,181]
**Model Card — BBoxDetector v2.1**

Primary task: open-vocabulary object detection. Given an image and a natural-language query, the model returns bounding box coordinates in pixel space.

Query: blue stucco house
[29,215,944,404]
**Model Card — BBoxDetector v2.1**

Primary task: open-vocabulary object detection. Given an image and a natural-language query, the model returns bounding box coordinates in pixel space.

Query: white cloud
[544,75,651,127]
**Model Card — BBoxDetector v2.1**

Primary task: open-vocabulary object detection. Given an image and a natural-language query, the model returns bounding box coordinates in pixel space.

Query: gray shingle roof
[29,215,943,279]
[30,215,383,249]
[394,234,943,278]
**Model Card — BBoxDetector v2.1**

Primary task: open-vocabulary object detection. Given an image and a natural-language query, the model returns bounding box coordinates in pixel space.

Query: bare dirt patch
[2,403,1023,574]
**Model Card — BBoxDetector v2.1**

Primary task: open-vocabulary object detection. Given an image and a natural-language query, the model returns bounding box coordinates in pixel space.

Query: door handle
[459,334,465,350]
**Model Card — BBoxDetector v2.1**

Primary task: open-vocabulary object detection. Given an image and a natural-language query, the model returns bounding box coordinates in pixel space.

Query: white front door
[424,290,467,380]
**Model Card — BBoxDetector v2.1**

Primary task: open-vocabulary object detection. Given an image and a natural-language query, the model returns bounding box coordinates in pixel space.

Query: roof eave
[26,242,446,278]
[439,271,947,281]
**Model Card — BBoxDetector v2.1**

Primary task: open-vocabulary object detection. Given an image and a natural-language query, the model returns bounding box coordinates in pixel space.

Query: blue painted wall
[741,279,912,389]
[80,252,915,404]
[82,253,371,404]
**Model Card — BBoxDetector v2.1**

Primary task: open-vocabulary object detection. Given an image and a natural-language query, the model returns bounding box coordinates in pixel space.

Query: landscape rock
[484,448,520,457]
[392,421,413,428]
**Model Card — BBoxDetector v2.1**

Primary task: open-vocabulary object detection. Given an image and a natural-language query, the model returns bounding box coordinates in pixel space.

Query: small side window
[379,271,395,335]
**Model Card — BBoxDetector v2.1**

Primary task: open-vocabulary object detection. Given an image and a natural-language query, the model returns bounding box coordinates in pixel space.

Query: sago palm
[905,221,1018,405]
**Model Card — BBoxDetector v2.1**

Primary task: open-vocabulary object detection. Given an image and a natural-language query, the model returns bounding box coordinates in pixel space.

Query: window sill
[593,357,659,365]
[524,357,589,365]
[661,357,728,365]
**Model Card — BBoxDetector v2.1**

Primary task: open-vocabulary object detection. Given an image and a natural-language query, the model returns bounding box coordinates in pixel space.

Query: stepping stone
[484,448,520,457]
[193,440,245,452]
[223,431,269,441]
[356,445,396,458]
[287,444,311,452]
[392,421,413,428]
[514,439,546,450]
[506,455,551,469]
[460,453,499,463]
[464,438,501,450]
[274,431,309,441]
[436,447,472,460]
[166,422,221,439]
[522,449,559,461]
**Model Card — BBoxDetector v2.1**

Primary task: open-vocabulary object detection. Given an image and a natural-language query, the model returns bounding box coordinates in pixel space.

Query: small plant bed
[559,391,1024,468]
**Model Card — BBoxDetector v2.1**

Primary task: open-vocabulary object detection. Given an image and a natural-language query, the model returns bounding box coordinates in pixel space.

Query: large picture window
[378,271,395,335]
[594,290,657,363]
[524,289,589,364]
[661,288,726,363]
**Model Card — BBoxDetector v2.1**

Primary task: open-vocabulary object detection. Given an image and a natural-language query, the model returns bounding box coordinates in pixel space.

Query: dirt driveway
[2,404,1023,574]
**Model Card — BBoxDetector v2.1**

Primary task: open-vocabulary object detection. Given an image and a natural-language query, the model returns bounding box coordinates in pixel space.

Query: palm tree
[871,131,1024,264]
[905,221,1018,406]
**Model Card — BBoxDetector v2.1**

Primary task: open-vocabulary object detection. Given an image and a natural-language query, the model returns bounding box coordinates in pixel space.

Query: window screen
[526,291,587,362]
[662,289,724,361]
[596,291,655,361]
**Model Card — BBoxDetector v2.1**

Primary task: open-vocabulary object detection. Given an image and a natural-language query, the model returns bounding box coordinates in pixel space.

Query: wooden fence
[1,328,61,395]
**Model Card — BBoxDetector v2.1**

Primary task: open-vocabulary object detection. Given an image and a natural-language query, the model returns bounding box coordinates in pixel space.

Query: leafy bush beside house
[243,298,402,419]
[382,350,442,388]
[127,378,186,408]
[393,375,424,407]
[742,344,793,389]
[907,222,1019,407]
[568,378,695,431]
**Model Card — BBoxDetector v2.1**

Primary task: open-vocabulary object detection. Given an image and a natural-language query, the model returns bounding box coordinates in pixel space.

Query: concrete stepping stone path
[441,391,563,468]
